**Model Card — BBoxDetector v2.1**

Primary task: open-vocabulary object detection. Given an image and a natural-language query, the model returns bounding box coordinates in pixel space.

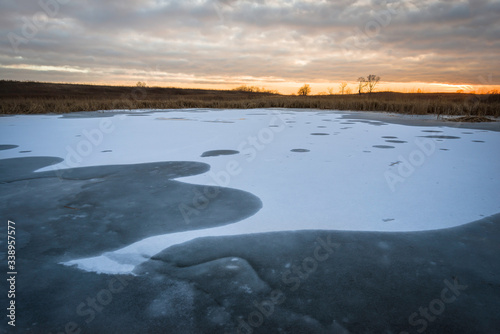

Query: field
[1,80,499,117]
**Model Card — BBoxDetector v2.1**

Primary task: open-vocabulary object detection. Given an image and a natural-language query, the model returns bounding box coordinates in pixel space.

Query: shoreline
[1,81,499,117]
[2,107,499,132]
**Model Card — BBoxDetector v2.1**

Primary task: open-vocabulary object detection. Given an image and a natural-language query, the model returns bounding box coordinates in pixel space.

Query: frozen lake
[1,109,499,275]
[2,109,500,334]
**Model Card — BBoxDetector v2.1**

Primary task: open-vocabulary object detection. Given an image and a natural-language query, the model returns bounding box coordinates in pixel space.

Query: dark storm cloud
[1,0,499,86]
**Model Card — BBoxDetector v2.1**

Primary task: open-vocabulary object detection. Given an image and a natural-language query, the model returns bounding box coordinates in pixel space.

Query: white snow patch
[2,109,499,275]
[240,284,253,294]
[65,255,135,274]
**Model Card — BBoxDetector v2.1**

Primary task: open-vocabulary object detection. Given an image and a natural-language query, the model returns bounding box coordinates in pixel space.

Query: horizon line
[2,79,499,96]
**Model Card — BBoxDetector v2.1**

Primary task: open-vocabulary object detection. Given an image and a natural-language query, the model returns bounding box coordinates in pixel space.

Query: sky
[1,0,499,94]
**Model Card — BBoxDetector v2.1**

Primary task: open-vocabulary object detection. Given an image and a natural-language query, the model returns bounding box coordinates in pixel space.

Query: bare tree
[366,74,380,93]
[136,81,147,88]
[298,84,311,96]
[327,87,334,95]
[339,82,348,95]
[357,77,367,94]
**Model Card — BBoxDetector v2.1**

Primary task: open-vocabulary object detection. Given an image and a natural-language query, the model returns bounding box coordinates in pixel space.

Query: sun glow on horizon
[14,78,496,96]
[2,66,497,96]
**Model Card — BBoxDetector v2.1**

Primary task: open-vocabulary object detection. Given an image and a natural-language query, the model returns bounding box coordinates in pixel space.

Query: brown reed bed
[1,80,499,118]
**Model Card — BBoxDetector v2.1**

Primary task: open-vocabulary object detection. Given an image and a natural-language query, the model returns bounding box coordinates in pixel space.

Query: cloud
[1,0,499,87]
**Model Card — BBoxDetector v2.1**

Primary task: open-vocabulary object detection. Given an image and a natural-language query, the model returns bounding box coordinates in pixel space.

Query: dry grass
[1,80,499,118]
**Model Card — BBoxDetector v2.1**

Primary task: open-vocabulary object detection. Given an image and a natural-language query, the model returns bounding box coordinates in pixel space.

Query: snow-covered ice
[1,109,499,274]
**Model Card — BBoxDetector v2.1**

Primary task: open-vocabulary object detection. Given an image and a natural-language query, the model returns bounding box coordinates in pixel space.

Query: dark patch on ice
[462,132,474,134]
[203,120,234,124]
[201,150,239,157]
[440,149,450,151]
[317,126,327,128]
[61,112,116,119]
[286,121,296,123]
[101,150,113,153]
[19,150,32,153]
[291,149,310,153]
[269,125,280,128]
[363,151,372,153]
[0,144,18,151]
[421,130,443,133]
[472,140,485,143]
[133,213,500,333]
[419,135,461,139]
[0,156,63,182]
[382,136,398,139]
[340,127,351,130]
[4,162,500,334]
[0,157,262,259]
[385,140,407,144]
[310,133,330,136]
[322,119,333,122]
[340,122,355,125]
[373,145,395,149]
[383,218,395,222]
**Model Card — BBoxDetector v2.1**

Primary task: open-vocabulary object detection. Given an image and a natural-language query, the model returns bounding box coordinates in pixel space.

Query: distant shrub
[232,85,279,94]
[298,84,311,96]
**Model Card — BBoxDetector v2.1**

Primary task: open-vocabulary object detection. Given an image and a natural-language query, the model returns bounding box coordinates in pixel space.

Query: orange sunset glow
[1,1,499,94]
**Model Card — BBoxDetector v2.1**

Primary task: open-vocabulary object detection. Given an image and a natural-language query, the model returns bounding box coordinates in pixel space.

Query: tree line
[298,74,381,96]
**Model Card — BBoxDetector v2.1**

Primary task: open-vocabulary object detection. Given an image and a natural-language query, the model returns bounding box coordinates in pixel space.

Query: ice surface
[1,109,499,275]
